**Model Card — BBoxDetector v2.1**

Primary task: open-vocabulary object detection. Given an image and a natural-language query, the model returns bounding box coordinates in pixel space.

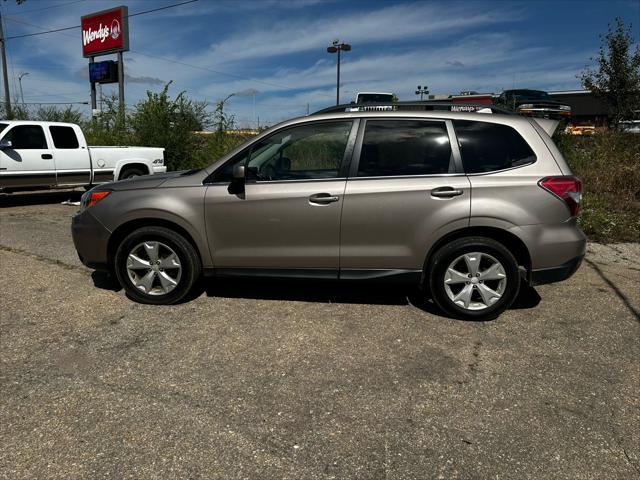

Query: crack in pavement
[0,244,89,275]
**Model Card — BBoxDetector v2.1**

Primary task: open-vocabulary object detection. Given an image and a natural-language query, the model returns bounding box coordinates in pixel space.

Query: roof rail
[313,101,514,116]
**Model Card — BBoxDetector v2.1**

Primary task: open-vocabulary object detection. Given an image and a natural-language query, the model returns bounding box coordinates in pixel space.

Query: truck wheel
[114,226,201,305]
[119,167,146,180]
[427,237,521,320]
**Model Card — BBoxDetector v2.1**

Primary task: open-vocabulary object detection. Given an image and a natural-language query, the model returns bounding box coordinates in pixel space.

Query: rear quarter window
[453,120,536,173]
[49,126,79,149]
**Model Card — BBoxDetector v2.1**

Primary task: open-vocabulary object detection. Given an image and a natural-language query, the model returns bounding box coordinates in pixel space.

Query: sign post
[81,6,129,116]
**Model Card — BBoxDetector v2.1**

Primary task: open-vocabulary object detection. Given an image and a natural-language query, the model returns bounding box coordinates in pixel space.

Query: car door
[0,124,55,189]
[47,124,91,186]
[339,118,471,276]
[204,119,357,275]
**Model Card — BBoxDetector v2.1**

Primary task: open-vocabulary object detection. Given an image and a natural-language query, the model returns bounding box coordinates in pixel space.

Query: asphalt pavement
[1,190,639,479]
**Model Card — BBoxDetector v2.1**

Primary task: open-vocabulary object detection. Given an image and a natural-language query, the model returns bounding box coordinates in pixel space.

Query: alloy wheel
[443,252,507,311]
[126,241,182,295]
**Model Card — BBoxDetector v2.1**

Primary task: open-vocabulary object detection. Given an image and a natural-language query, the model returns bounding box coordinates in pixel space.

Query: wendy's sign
[81,6,129,58]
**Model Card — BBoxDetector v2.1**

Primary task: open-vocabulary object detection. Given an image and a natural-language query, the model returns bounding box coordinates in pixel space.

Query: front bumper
[71,209,112,270]
[530,254,584,286]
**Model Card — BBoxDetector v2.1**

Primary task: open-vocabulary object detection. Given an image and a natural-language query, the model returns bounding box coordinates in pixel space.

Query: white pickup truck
[0,120,166,192]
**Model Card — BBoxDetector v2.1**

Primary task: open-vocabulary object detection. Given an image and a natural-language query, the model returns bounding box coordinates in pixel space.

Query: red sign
[81,6,129,58]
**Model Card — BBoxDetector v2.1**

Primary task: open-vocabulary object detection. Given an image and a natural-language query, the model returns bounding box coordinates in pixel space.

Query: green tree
[129,82,211,171]
[579,17,640,126]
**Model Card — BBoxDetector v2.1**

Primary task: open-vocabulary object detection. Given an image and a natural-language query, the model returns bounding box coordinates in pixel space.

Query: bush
[557,131,640,242]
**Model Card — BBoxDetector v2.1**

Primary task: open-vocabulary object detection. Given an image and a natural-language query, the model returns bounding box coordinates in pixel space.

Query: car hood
[104,170,187,191]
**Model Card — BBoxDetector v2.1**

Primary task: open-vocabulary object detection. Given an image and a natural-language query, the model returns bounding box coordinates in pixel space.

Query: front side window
[49,126,79,149]
[212,121,353,182]
[357,120,453,177]
[453,120,536,173]
[1,125,47,149]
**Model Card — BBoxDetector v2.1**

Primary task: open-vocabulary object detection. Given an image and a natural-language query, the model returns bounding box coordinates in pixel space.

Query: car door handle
[309,193,339,205]
[431,187,463,198]
[41,154,53,160]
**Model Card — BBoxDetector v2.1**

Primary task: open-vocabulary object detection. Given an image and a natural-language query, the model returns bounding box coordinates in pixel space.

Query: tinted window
[215,121,352,182]
[454,120,536,173]
[49,126,79,149]
[0,123,8,133]
[357,120,453,177]
[2,125,47,149]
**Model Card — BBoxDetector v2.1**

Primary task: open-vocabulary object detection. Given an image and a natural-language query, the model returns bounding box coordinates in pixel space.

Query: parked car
[72,106,585,320]
[565,125,596,136]
[0,121,166,192]
[498,89,572,120]
[618,120,640,134]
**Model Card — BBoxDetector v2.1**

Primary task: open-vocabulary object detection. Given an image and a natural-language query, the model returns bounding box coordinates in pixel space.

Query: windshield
[513,90,551,100]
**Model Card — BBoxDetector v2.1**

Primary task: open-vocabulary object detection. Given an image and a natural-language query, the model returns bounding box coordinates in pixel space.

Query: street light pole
[18,72,29,105]
[415,85,429,101]
[327,40,351,106]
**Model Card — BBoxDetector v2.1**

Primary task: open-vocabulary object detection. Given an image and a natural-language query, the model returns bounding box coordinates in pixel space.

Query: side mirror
[228,164,245,195]
[0,139,12,150]
[232,164,245,180]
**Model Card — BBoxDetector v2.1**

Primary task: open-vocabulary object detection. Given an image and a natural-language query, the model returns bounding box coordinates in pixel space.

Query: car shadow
[0,190,83,208]
[91,271,541,319]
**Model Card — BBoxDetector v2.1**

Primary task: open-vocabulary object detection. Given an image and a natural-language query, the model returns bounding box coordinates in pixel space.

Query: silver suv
[72,105,586,320]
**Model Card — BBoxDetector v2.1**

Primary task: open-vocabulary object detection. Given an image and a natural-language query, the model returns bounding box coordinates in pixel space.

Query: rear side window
[2,125,47,149]
[49,126,79,149]
[453,120,536,173]
[357,120,453,177]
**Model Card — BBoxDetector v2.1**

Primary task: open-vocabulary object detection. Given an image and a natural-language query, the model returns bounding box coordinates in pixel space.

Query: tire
[427,237,521,320]
[119,167,145,180]
[114,226,201,305]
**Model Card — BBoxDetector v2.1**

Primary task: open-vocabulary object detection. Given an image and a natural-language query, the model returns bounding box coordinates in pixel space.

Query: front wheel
[427,237,521,320]
[114,226,201,304]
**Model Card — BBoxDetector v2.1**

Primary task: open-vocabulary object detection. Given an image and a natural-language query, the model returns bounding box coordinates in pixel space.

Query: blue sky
[1,0,638,127]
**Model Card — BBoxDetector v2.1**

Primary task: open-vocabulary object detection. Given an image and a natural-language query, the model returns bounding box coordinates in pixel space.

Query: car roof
[279,109,532,130]
[0,120,78,128]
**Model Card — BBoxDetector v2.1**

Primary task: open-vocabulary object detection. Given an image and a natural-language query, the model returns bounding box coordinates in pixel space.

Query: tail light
[538,176,582,216]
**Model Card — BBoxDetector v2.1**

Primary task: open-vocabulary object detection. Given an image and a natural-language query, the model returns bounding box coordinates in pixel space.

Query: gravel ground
[1,190,639,479]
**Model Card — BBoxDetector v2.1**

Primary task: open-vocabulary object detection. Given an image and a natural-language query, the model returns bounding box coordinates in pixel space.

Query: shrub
[557,131,640,242]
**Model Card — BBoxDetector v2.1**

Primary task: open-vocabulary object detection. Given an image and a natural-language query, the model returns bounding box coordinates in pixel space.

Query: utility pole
[0,13,12,119]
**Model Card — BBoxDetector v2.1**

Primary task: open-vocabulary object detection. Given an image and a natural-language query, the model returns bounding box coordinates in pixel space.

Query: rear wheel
[119,167,146,180]
[427,237,521,320]
[114,226,201,304]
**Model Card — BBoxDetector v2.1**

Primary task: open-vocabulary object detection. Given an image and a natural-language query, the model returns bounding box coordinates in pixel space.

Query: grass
[557,132,640,242]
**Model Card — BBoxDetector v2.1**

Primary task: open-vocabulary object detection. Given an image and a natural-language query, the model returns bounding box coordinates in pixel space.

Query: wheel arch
[423,226,532,281]
[107,218,203,269]
[115,160,151,180]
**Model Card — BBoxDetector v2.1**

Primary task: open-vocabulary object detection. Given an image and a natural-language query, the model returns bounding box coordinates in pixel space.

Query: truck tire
[119,167,146,180]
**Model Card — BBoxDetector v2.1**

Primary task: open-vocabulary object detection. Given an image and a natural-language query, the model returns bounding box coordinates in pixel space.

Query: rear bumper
[71,209,111,270]
[530,254,584,286]
[152,165,167,174]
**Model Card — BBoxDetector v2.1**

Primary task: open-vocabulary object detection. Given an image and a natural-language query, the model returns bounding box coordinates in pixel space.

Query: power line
[5,0,199,40]
[2,0,87,16]
[3,15,329,98]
